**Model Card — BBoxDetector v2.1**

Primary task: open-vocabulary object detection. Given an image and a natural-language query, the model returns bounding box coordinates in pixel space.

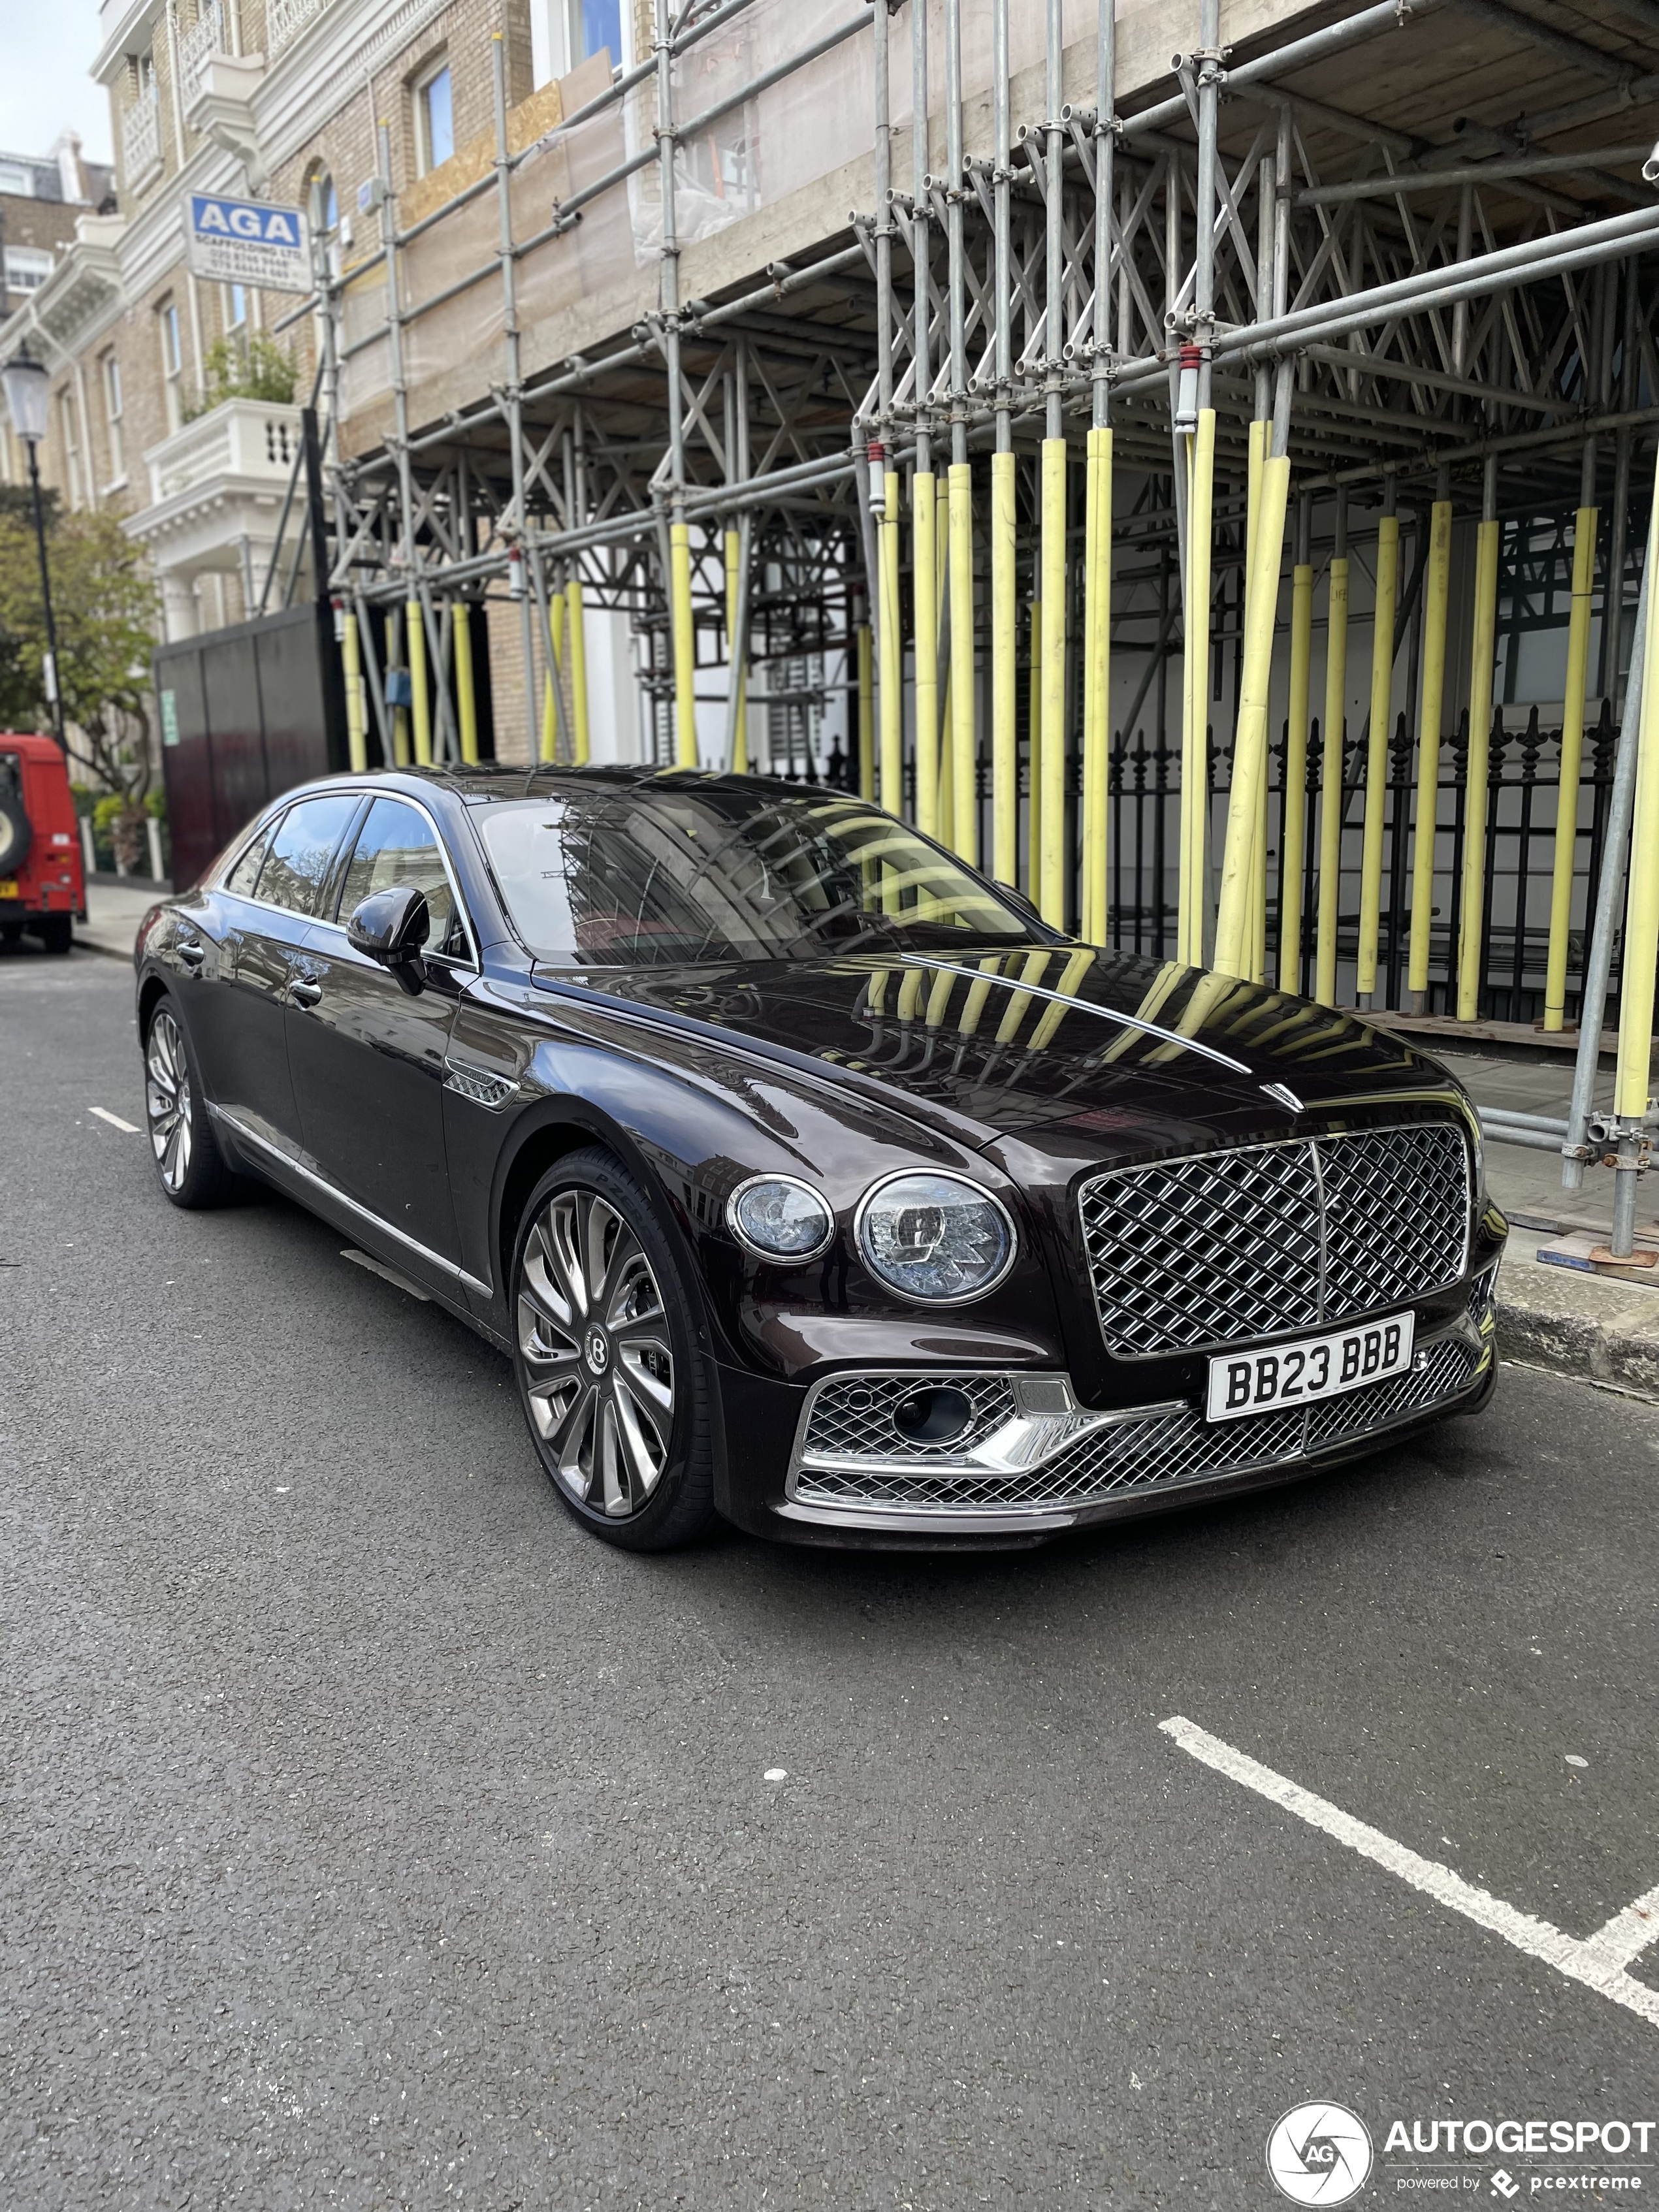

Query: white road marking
[88,1106,139,1133]
[764,1769,787,1782]
[1160,1715,1659,2030]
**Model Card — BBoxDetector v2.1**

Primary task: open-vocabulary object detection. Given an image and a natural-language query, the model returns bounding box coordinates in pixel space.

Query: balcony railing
[145,398,302,507]
[121,96,161,185]
[266,0,324,56]
[177,0,226,90]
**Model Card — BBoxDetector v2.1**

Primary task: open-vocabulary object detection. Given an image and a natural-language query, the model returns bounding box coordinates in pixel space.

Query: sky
[0,7,112,167]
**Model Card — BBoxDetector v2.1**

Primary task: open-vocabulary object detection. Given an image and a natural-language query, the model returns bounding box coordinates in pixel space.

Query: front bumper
[713,1266,1500,1549]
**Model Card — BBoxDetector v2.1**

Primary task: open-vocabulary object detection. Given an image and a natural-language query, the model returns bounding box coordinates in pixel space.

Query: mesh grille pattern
[802,1372,1018,1462]
[1079,1125,1470,1358]
[1320,1126,1472,1322]
[791,1338,1478,1515]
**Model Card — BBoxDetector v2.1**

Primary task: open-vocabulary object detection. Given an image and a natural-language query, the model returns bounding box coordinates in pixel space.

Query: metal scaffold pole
[989,0,1016,888]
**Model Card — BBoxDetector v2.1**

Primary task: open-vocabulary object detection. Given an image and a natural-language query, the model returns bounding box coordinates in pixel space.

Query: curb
[1495,1249,1659,1401]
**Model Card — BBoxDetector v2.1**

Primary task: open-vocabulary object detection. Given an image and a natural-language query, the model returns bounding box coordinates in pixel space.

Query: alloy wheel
[145,1008,193,1194]
[517,1187,676,1516]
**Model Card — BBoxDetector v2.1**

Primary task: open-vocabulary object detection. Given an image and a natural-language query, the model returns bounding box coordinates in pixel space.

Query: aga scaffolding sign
[186,193,310,293]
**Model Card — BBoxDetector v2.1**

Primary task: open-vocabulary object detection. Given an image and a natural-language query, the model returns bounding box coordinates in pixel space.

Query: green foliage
[184,333,298,417]
[0,504,161,817]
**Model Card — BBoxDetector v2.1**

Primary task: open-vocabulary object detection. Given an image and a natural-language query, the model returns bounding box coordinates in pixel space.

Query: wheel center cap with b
[585,1326,610,1375]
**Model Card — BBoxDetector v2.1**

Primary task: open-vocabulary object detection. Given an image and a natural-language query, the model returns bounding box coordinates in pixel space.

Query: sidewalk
[1432,1044,1659,1399]
[75,880,164,961]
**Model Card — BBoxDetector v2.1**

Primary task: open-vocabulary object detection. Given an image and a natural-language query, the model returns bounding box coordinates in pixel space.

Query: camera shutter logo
[1266,2103,1374,2205]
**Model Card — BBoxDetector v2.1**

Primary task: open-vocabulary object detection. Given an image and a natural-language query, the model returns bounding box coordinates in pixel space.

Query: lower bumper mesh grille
[790,1336,1482,1516]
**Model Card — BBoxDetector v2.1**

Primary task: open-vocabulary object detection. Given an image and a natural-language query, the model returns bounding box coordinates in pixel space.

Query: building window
[102,349,124,481]
[0,160,31,195]
[226,281,248,332]
[58,389,83,508]
[413,59,454,174]
[573,0,623,67]
[308,168,340,279]
[159,297,183,432]
[2,246,52,300]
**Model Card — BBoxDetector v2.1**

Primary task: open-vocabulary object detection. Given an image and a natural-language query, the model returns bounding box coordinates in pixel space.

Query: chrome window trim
[216,787,479,969]
[725,1172,836,1263]
[208,1101,492,1298]
[852,1169,1019,1307]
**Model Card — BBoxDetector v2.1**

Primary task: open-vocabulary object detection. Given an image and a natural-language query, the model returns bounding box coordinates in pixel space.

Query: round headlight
[855,1172,1016,1304]
[728,1174,835,1262]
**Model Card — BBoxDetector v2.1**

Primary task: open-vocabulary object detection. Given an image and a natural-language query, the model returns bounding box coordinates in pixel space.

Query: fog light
[892,1385,974,1445]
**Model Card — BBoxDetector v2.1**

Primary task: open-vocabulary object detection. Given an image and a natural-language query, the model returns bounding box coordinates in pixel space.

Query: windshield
[475,783,1047,965]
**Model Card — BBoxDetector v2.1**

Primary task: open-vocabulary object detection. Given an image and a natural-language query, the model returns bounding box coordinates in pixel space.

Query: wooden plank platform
[1369,1011,1623,1068]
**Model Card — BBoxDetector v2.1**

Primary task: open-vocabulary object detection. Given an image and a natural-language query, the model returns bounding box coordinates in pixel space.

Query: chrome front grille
[802,1372,1018,1462]
[1078,1123,1472,1359]
[790,1336,1480,1516]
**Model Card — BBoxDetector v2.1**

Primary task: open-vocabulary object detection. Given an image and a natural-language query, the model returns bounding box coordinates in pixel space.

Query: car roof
[0,732,72,764]
[384,763,850,807]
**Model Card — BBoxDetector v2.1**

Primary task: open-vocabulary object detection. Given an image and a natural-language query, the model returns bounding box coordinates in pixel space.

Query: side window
[257,794,361,917]
[336,796,465,957]
[224,818,277,897]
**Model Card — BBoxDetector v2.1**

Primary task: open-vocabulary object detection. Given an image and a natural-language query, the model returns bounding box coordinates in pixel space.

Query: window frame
[101,348,125,483]
[158,297,182,431]
[412,56,455,176]
[217,788,476,969]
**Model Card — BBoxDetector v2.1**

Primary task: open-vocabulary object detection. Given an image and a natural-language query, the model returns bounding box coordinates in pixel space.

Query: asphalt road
[5,946,1659,2211]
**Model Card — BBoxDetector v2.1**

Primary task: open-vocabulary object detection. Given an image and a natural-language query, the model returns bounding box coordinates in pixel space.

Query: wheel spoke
[551,1377,600,1496]
[610,1375,666,1504]
[582,1196,623,1311]
[617,1340,673,1418]
[543,1196,590,1321]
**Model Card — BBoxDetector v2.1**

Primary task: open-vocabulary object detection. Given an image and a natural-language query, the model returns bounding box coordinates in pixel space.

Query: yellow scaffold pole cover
[568,577,590,765]
[1543,504,1600,1029]
[1245,421,1269,986]
[1357,507,1399,1002]
[1082,426,1112,945]
[539,587,565,762]
[1617,483,1659,1117]
[1456,515,1502,1021]
[453,600,479,765]
[878,469,903,817]
[407,594,432,766]
[342,609,369,773]
[913,471,939,838]
[1407,500,1453,1004]
[990,450,1018,886]
[1027,600,1042,899]
[1278,558,1314,993]
[1179,410,1216,967]
[670,521,698,768]
[1214,453,1291,980]
[856,619,874,800]
[722,530,747,773]
[1039,438,1068,927]
[1315,556,1349,1004]
[950,461,977,865]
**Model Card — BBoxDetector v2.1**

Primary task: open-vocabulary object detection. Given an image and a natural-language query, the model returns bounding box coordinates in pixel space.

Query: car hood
[530,946,1472,1176]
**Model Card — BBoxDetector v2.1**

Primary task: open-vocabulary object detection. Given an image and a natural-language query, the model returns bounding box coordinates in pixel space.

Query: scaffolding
[273,0,1659,1248]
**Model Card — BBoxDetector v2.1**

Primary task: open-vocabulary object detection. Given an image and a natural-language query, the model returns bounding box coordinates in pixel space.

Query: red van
[0,732,86,955]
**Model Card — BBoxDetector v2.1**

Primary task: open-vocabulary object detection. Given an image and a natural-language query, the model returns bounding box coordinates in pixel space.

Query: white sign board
[186,193,310,293]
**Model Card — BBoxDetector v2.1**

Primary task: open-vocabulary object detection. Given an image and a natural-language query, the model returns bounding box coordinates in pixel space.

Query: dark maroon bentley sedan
[133,766,1503,1552]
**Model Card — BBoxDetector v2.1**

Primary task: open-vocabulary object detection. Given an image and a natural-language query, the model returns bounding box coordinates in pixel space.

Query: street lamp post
[2,347,66,754]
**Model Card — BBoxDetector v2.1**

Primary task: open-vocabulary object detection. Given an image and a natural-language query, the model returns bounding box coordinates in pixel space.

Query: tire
[39,914,71,955]
[0,766,30,876]
[511,1146,718,1552]
[142,999,239,1210]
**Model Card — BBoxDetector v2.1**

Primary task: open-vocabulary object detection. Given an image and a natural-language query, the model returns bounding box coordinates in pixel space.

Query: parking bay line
[1159,1715,1659,2030]
[88,1106,140,1132]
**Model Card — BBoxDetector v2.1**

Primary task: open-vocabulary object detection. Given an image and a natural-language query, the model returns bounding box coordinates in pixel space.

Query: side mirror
[347,885,430,994]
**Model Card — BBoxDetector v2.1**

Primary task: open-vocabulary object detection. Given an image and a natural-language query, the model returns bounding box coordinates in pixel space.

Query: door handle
[290,979,323,1008]
[177,939,206,967]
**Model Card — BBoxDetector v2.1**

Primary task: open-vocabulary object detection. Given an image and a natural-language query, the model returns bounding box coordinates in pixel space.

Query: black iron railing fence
[819,705,1620,1021]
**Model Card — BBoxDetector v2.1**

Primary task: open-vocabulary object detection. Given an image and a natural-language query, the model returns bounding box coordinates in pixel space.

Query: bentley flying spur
[133,766,1504,1551]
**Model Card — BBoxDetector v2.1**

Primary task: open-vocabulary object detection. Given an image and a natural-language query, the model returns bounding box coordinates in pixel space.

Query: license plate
[0,880,17,897]
[1206,1311,1415,1421]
